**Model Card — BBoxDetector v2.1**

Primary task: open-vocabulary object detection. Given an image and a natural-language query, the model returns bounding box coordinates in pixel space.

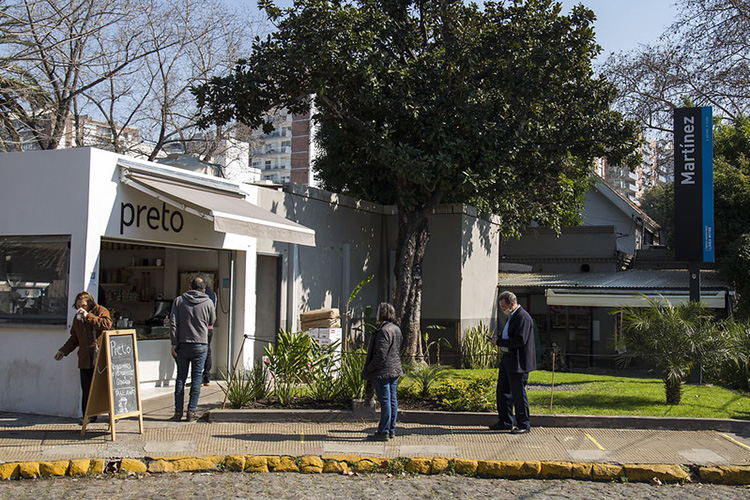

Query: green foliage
[701,319,750,391]
[422,326,450,365]
[614,296,716,404]
[195,0,640,361]
[219,363,271,409]
[433,375,495,412]
[338,348,368,400]
[306,340,344,402]
[343,275,375,348]
[263,328,317,403]
[195,0,639,232]
[461,322,500,369]
[404,363,451,398]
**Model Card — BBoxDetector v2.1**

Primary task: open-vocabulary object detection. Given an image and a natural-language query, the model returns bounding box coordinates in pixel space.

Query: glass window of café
[100,240,172,340]
[0,235,70,324]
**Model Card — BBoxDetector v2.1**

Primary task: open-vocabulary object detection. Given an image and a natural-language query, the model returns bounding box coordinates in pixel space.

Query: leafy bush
[307,340,343,402]
[338,348,367,400]
[404,363,451,398]
[264,328,317,404]
[701,318,750,391]
[461,322,499,369]
[433,375,495,412]
[220,363,270,409]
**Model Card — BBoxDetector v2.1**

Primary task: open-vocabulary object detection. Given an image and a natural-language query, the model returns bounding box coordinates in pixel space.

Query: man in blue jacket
[489,290,536,434]
[169,276,216,422]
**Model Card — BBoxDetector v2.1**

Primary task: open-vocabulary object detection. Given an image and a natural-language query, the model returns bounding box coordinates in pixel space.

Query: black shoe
[488,421,513,431]
[186,411,197,422]
[389,432,395,439]
[366,432,389,442]
[170,411,183,421]
[511,427,530,434]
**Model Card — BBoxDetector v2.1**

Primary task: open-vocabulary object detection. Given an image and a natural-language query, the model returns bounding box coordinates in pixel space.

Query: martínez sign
[674,106,714,263]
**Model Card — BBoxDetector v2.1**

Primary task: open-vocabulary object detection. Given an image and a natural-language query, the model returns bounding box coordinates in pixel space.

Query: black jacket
[363,321,403,380]
[497,305,537,374]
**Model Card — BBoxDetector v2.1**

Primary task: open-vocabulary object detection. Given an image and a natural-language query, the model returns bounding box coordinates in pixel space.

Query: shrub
[433,375,495,412]
[337,348,367,400]
[461,322,500,369]
[307,340,343,402]
[220,363,270,408]
[404,363,450,398]
[264,329,318,404]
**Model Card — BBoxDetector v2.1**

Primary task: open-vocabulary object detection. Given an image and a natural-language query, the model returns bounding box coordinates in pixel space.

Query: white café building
[0,148,501,417]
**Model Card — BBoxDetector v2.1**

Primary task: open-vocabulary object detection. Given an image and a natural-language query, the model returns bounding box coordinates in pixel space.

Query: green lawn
[430,369,750,420]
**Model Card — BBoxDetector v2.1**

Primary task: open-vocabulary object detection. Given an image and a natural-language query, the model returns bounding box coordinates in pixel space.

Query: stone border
[1,455,748,485]
[208,408,750,433]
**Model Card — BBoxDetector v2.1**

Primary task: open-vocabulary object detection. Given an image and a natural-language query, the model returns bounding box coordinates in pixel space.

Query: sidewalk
[1,383,749,481]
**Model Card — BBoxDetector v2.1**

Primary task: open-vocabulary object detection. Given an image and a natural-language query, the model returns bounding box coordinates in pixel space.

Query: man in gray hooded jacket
[170,276,216,422]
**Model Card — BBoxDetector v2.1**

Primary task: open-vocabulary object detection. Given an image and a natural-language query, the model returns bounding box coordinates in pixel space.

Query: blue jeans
[373,377,399,435]
[496,356,530,430]
[175,343,208,412]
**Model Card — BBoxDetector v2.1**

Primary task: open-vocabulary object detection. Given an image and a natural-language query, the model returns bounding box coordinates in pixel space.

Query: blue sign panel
[674,106,714,263]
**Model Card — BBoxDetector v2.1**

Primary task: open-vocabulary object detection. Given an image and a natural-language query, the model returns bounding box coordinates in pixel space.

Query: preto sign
[120,201,184,235]
[674,107,714,263]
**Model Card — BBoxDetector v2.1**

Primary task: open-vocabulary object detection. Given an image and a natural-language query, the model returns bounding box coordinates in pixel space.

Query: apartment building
[251,108,318,186]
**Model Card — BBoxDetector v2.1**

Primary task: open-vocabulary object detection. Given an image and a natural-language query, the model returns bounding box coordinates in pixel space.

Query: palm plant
[615,295,714,404]
[405,363,450,398]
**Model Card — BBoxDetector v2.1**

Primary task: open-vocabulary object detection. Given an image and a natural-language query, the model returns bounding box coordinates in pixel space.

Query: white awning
[121,172,315,247]
[545,289,726,308]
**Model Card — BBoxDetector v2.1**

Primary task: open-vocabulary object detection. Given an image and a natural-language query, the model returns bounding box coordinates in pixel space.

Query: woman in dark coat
[54,291,112,422]
[362,302,403,441]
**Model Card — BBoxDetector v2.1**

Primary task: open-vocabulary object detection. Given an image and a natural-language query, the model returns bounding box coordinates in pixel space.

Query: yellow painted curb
[68,459,91,476]
[273,457,299,473]
[623,464,689,483]
[591,463,624,482]
[18,462,40,479]
[39,460,69,477]
[699,465,750,485]
[120,459,147,475]
[322,460,350,474]
[0,462,20,480]
[224,455,246,472]
[405,457,431,474]
[245,456,269,473]
[0,455,747,485]
[540,461,573,479]
[299,456,324,474]
[453,458,478,476]
[477,460,541,479]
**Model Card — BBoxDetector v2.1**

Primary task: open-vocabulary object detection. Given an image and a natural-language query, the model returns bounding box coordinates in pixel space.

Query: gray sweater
[169,290,216,345]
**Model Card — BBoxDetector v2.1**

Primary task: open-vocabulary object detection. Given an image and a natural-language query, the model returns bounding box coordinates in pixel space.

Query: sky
[235,0,680,62]
[558,1,679,62]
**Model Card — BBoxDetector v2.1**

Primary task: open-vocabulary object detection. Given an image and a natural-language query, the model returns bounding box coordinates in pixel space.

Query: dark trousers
[496,356,531,430]
[80,368,94,417]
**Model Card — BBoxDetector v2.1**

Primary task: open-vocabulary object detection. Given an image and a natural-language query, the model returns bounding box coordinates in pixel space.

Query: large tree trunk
[393,206,431,366]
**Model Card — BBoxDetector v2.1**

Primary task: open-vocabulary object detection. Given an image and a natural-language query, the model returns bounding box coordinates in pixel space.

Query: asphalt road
[1,472,748,500]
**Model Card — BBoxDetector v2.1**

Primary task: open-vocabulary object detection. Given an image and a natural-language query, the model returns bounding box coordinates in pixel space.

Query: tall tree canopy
[604,0,750,133]
[194,0,639,360]
[1,0,261,159]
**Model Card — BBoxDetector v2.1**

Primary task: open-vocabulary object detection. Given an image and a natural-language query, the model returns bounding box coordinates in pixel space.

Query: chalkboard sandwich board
[81,329,143,441]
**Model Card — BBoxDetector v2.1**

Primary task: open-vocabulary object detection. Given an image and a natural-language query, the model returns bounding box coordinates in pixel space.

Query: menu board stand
[81,329,143,441]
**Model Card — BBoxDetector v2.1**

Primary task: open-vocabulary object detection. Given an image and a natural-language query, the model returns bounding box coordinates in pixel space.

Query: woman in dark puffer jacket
[362,302,403,441]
